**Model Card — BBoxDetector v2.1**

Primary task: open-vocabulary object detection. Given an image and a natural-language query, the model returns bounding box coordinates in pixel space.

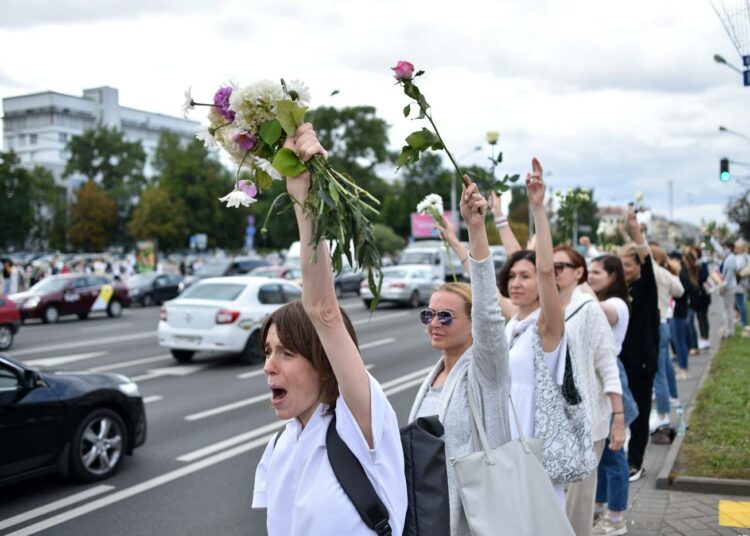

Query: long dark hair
[497,249,536,298]
[591,255,631,309]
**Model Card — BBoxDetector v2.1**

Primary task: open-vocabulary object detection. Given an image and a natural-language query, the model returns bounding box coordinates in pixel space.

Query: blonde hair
[432,282,472,318]
[736,239,749,254]
[619,243,642,265]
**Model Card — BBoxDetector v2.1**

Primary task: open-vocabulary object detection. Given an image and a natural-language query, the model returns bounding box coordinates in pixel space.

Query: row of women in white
[252,124,633,536]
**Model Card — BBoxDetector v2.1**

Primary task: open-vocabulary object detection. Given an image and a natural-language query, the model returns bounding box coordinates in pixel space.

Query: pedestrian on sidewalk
[693,246,713,348]
[712,233,738,337]
[682,249,701,356]
[733,240,749,329]
[669,250,700,380]
[552,246,624,536]
[618,210,660,484]
[252,124,407,536]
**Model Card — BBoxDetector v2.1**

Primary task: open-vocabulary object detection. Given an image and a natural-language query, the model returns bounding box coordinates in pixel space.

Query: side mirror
[24,370,41,390]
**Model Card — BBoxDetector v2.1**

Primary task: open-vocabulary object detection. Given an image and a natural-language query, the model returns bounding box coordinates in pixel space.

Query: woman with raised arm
[409,178,511,536]
[495,159,568,504]
[252,123,407,536]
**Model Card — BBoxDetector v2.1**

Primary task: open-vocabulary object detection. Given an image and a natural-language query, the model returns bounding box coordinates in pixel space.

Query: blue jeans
[671,316,689,370]
[736,292,748,327]
[686,308,698,349]
[654,322,678,414]
[596,439,629,512]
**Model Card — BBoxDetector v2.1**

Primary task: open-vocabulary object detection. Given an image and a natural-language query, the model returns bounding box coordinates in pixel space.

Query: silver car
[360,265,441,309]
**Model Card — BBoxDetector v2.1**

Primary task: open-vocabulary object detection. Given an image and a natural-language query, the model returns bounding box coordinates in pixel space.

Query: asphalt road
[0,295,438,536]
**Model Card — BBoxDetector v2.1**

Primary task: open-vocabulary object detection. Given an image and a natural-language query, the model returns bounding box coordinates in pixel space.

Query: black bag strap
[326,416,392,536]
[565,299,591,321]
[561,300,589,405]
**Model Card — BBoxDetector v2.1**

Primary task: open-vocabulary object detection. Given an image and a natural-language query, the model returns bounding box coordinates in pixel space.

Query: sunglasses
[553,262,578,275]
[419,308,469,326]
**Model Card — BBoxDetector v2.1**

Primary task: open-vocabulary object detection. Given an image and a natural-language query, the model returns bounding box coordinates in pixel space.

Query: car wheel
[335,284,343,299]
[0,324,13,350]
[363,299,373,309]
[239,331,262,365]
[70,408,127,482]
[43,305,60,324]
[171,349,194,363]
[141,294,153,307]
[407,291,420,309]
[77,313,89,320]
[107,300,123,318]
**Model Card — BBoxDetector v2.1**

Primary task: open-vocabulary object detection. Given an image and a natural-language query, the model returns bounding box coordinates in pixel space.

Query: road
[0,296,438,536]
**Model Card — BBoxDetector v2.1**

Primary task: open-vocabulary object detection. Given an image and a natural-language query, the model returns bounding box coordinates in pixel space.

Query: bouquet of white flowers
[184,79,382,300]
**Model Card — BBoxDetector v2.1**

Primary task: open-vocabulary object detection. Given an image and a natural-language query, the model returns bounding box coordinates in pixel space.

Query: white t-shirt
[253,374,407,536]
[605,297,630,356]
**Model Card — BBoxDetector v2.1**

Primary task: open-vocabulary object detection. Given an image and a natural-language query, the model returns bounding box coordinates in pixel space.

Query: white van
[399,240,468,282]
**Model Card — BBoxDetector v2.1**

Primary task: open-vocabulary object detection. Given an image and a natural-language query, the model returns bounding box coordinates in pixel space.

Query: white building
[2,86,198,188]
[597,206,626,238]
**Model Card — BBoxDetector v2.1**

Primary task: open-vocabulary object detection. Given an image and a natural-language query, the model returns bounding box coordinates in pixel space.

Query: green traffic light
[720,171,730,182]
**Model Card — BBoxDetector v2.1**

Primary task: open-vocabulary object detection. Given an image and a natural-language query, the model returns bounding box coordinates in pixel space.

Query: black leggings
[696,306,709,339]
[627,369,656,470]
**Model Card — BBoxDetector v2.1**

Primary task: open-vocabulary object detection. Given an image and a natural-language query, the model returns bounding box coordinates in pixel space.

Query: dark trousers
[627,369,656,470]
[696,306,710,339]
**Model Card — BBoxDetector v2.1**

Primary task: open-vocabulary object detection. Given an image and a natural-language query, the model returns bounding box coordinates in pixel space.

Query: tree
[64,125,147,244]
[128,186,188,251]
[68,180,117,251]
[727,190,750,241]
[27,166,66,249]
[0,151,33,249]
[372,224,405,255]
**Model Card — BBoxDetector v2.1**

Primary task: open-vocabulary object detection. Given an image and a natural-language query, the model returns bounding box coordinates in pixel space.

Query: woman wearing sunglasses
[495,159,568,506]
[551,246,624,536]
[408,177,512,536]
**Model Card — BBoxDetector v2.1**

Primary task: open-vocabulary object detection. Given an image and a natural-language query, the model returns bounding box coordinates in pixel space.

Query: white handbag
[451,382,575,536]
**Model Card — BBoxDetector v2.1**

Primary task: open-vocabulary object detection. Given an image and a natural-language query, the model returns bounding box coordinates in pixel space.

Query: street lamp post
[719,125,750,143]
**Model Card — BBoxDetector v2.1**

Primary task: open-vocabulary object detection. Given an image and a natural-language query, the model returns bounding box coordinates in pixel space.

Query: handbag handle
[466,380,533,462]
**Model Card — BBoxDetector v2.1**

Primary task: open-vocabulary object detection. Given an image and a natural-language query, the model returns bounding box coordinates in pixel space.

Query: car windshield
[31,278,69,293]
[129,273,157,286]
[383,269,408,278]
[195,262,230,277]
[400,252,433,265]
[250,268,277,277]
[180,283,245,301]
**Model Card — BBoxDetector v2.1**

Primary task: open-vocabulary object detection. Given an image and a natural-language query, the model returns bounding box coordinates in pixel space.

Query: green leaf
[255,169,273,191]
[397,146,417,169]
[508,174,520,183]
[327,181,340,204]
[330,89,340,96]
[259,119,283,147]
[414,70,425,77]
[496,152,503,164]
[272,148,307,177]
[406,128,439,151]
[403,103,411,118]
[275,100,308,137]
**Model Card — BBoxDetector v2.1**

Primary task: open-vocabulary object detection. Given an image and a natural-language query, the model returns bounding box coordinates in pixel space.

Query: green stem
[260,192,289,236]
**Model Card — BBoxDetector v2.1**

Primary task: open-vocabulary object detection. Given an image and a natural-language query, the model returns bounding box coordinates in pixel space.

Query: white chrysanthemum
[286,79,311,105]
[417,193,444,215]
[252,156,283,181]
[218,188,257,208]
[229,80,285,131]
[195,125,218,150]
[181,86,194,118]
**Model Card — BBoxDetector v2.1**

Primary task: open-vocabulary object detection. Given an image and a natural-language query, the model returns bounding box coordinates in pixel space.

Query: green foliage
[275,100,308,136]
[0,151,34,249]
[508,185,530,228]
[27,166,67,249]
[127,186,188,250]
[554,187,599,244]
[372,223,405,255]
[68,180,117,251]
[272,148,307,177]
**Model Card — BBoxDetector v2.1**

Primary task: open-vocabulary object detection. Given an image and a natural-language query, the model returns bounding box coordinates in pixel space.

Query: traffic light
[720,158,730,182]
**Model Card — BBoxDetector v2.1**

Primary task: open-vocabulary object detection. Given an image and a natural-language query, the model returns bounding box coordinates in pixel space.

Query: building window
[18,134,26,145]
[30,133,37,144]
[59,132,68,143]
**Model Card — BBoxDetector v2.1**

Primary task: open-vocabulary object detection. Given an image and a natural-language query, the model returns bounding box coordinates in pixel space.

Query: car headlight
[23,296,40,308]
[117,381,140,397]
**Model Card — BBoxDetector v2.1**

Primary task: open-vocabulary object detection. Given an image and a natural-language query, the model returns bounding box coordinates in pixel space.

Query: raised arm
[285,124,373,446]
[489,191,522,255]
[527,159,564,351]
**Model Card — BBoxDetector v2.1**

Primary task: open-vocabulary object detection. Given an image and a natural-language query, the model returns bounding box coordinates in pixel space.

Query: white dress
[505,308,567,506]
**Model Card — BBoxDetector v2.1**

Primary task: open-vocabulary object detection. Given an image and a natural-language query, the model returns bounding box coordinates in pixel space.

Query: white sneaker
[648,410,670,433]
[698,338,711,350]
[593,516,628,535]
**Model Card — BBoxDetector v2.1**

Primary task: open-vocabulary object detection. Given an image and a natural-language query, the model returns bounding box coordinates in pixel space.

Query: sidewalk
[624,308,749,536]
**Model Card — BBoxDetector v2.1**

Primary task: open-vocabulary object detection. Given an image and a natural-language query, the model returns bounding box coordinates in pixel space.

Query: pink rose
[232,131,256,152]
[391,60,415,81]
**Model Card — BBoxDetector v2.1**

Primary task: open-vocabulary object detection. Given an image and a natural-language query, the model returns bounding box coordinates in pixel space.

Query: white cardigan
[565,289,622,442]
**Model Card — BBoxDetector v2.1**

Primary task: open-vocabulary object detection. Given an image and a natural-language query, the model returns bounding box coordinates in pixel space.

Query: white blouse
[253,374,407,536]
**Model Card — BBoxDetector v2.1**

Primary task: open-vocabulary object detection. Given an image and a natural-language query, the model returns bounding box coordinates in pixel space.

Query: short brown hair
[432,282,472,317]
[259,301,358,413]
[553,245,588,285]
[497,249,536,298]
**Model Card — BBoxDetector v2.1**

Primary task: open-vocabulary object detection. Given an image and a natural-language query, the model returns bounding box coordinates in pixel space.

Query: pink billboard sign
[410,212,455,239]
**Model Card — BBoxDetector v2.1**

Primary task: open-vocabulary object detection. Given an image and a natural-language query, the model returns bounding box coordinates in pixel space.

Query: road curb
[655,334,750,495]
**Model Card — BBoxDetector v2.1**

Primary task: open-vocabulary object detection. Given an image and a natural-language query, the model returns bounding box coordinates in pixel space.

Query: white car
[360,265,441,309]
[158,276,302,364]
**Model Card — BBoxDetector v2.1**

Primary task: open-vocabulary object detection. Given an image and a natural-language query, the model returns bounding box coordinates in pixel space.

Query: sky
[1,0,749,226]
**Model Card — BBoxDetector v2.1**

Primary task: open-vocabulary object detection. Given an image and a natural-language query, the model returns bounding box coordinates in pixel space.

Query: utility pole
[668,180,674,221]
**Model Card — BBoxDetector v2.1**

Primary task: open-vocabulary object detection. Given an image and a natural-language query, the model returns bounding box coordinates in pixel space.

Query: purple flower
[232,131,256,152]
[213,86,235,121]
[238,180,257,198]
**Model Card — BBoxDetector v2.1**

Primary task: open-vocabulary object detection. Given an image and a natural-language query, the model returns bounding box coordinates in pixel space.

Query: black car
[0,354,146,486]
[334,265,366,297]
[128,273,182,306]
[179,257,270,293]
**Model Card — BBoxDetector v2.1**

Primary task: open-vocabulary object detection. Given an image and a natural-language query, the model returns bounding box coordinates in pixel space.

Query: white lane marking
[360,337,395,350]
[143,396,163,404]
[177,420,286,462]
[88,355,171,372]
[131,364,208,383]
[351,311,409,326]
[184,393,270,421]
[380,365,433,390]
[0,485,114,532]
[383,376,427,397]
[25,352,108,368]
[4,434,277,536]
[237,359,377,380]
[9,331,157,357]
[78,322,132,333]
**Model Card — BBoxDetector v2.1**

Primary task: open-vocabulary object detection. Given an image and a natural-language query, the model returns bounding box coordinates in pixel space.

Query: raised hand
[435,215,458,244]
[460,177,488,230]
[488,191,504,218]
[525,158,546,208]
[282,123,325,203]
